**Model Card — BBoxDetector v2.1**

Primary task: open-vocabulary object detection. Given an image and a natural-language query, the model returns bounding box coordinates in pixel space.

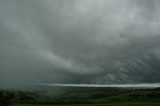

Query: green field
[15,102,160,106]
[1,88,160,106]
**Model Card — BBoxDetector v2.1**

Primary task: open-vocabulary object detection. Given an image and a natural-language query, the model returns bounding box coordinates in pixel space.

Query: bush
[0,91,17,105]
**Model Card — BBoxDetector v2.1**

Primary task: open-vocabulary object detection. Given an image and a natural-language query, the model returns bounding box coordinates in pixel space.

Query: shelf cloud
[0,0,160,89]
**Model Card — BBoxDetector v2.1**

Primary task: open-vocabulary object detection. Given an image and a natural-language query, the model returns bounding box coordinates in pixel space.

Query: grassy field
[15,102,160,106]
[1,88,160,106]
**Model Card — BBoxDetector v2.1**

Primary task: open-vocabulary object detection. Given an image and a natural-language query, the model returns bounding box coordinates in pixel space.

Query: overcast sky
[0,0,160,89]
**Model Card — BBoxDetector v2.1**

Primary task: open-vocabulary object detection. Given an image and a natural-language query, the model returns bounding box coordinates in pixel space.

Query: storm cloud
[0,0,160,89]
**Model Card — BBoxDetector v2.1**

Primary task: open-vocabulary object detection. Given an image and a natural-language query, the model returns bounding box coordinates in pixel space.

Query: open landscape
[14,103,160,106]
[1,0,160,106]
[1,87,160,106]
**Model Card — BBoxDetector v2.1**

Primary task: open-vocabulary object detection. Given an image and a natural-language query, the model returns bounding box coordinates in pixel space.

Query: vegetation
[14,102,160,106]
[0,87,160,105]
[0,90,17,105]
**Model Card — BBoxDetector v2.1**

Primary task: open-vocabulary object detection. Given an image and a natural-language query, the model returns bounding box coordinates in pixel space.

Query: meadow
[1,87,160,106]
[15,102,160,106]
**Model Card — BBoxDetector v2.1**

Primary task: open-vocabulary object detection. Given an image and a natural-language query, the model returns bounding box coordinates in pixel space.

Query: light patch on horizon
[38,83,160,88]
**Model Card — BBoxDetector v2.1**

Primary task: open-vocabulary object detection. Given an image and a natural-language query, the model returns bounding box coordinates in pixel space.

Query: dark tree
[0,91,17,106]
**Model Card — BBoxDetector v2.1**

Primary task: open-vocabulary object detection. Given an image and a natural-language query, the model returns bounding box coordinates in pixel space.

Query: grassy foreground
[1,88,160,105]
[15,102,160,106]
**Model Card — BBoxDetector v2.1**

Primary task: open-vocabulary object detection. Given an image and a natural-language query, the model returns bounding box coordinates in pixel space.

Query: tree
[0,91,17,106]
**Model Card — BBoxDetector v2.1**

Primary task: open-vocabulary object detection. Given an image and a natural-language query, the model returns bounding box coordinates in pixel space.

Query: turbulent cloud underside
[0,0,160,89]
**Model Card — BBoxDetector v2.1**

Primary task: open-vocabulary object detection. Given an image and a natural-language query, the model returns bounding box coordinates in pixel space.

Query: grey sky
[0,0,160,89]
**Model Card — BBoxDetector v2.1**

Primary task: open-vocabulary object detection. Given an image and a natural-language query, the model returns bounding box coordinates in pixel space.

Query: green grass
[15,102,160,106]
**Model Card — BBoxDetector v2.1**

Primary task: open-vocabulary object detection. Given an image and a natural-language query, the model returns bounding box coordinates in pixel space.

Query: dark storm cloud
[0,0,160,89]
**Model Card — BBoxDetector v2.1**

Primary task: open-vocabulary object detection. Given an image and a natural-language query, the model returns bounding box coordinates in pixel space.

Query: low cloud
[0,0,160,89]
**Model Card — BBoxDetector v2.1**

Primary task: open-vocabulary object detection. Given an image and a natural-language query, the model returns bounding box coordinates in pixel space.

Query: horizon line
[37,83,160,88]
